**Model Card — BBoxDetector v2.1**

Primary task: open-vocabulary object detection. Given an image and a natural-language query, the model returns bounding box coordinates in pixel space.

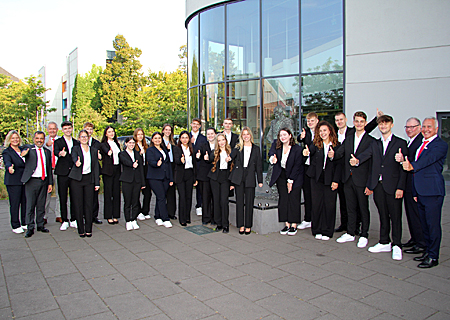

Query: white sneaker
[321,236,330,241]
[70,220,77,228]
[137,213,146,221]
[196,207,202,216]
[298,221,312,229]
[144,215,151,219]
[336,233,355,243]
[315,234,323,240]
[21,225,27,230]
[155,219,163,226]
[126,222,133,231]
[392,245,402,260]
[357,237,368,248]
[12,227,24,234]
[131,220,140,230]
[163,221,173,228]
[368,243,391,253]
[60,222,69,231]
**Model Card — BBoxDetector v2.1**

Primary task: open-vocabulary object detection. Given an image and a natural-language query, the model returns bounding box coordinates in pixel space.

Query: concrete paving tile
[177,275,232,302]
[293,238,337,254]
[15,308,64,319]
[65,248,103,264]
[195,261,246,282]
[33,247,66,264]
[0,286,10,308]
[199,314,229,320]
[76,259,117,279]
[131,275,184,299]
[3,257,39,277]
[0,248,34,262]
[248,249,297,267]
[0,307,12,319]
[81,229,111,242]
[236,262,288,282]
[113,260,159,280]
[314,274,379,300]
[46,272,91,296]
[9,288,58,318]
[170,230,207,244]
[88,239,124,252]
[171,249,216,267]
[360,273,426,299]
[268,275,330,301]
[256,292,324,319]
[260,239,304,254]
[222,275,282,301]
[320,260,376,281]
[309,292,382,319]
[361,291,436,320]
[56,289,109,319]
[425,311,450,320]
[359,259,419,279]
[369,312,402,319]
[39,258,78,278]
[99,248,140,265]
[404,271,450,295]
[118,239,158,254]
[153,292,216,320]
[75,311,118,319]
[139,313,171,320]
[410,290,450,314]
[5,271,48,295]
[277,261,332,281]
[153,261,202,282]
[25,238,59,251]
[189,240,228,255]
[109,231,143,243]
[88,273,137,298]
[0,238,29,250]
[291,249,336,267]
[153,240,193,254]
[139,230,173,243]
[210,250,257,267]
[222,239,266,255]
[136,250,177,266]
[204,292,271,320]
[324,246,375,265]
[312,313,341,320]
[104,291,161,320]
[57,239,92,252]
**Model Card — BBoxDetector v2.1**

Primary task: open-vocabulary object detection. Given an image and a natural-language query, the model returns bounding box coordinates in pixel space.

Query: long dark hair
[162,123,175,145]
[313,121,338,149]
[177,130,194,157]
[275,127,296,149]
[101,126,119,145]
[133,128,148,152]
[150,131,162,147]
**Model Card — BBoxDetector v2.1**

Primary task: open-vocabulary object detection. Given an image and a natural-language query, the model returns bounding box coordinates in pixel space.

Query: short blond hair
[4,130,23,147]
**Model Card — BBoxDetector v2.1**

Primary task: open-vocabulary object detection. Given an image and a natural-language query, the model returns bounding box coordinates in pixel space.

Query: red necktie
[51,138,55,169]
[38,148,45,180]
[417,141,429,159]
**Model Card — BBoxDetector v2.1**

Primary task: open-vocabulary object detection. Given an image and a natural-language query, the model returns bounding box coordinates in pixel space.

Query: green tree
[0,75,26,140]
[178,44,187,73]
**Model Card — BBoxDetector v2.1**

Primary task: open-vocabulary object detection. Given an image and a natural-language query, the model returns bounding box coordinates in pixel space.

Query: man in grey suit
[44,121,62,223]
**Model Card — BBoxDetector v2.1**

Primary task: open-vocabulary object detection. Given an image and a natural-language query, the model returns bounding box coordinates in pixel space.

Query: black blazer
[146,146,173,181]
[99,141,121,176]
[229,144,263,187]
[172,145,197,184]
[405,133,423,192]
[268,142,304,189]
[90,138,101,149]
[357,135,408,194]
[68,145,100,186]
[334,132,375,187]
[344,116,378,139]
[221,131,238,149]
[307,143,342,185]
[3,146,26,186]
[119,149,145,187]
[207,150,232,181]
[21,145,53,185]
[196,141,214,181]
[190,132,207,152]
[54,137,80,176]
[297,128,313,146]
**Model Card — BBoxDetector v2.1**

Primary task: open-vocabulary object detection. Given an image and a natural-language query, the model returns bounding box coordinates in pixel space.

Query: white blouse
[219,150,228,170]
[108,140,120,165]
[281,146,291,169]
[243,145,251,168]
[82,147,91,175]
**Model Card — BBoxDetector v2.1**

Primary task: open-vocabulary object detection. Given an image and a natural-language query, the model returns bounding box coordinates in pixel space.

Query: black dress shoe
[239,229,245,235]
[37,227,49,233]
[245,229,251,235]
[181,223,187,226]
[402,239,416,248]
[216,226,223,231]
[170,216,177,220]
[93,218,103,224]
[335,225,346,232]
[43,219,48,225]
[186,220,191,224]
[25,228,34,238]
[414,252,429,261]
[79,234,86,238]
[404,245,426,254]
[418,257,439,268]
[222,227,229,233]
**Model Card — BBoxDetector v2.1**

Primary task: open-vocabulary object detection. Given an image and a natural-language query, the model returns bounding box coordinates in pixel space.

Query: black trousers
[140,177,152,216]
[373,182,403,247]
[25,178,48,229]
[302,168,312,222]
[311,174,337,238]
[93,189,99,219]
[337,182,348,228]
[199,180,213,224]
[167,162,177,218]
[344,177,370,238]
[71,174,94,234]
[417,195,444,260]
[177,168,195,224]
[404,191,426,248]
[276,169,301,224]
[7,185,27,229]
[103,165,121,219]
[149,179,170,221]
[196,177,203,209]
[122,180,141,222]
[210,170,230,228]
[235,183,256,228]
[57,175,75,222]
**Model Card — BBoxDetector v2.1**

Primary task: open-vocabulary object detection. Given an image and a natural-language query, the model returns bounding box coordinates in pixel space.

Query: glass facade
[187,0,344,170]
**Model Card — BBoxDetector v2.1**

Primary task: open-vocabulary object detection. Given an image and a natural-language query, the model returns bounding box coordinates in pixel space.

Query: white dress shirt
[338,127,347,143]
[243,145,251,168]
[182,145,193,169]
[323,142,332,169]
[64,136,74,153]
[82,147,91,174]
[280,146,291,169]
[354,131,365,153]
[31,147,47,178]
[219,150,228,169]
[415,134,437,161]
[108,140,120,165]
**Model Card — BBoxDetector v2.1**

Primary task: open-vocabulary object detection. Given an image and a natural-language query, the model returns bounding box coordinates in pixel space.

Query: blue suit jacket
[410,136,448,197]
[146,146,173,182]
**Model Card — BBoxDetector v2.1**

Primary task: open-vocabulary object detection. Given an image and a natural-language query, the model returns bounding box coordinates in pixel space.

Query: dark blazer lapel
[384,135,397,159]
[377,139,384,158]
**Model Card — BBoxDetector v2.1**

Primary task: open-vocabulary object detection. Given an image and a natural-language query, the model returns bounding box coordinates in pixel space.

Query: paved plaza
[0,191,449,319]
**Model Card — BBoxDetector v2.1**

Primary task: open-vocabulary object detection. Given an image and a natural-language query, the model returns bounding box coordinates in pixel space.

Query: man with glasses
[44,121,61,223]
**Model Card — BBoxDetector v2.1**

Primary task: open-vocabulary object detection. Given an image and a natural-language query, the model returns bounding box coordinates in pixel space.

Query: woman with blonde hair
[229,127,263,235]
[134,128,151,220]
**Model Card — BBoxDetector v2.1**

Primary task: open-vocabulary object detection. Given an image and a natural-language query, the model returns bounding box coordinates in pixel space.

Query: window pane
[262,0,299,77]
[227,0,260,80]
[301,72,343,125]
[226,80,260,143]
[201,83,225,131]
[188,87,199,125]
[188,15,199,87]
[301,0,343,73]
[200,6,225,83]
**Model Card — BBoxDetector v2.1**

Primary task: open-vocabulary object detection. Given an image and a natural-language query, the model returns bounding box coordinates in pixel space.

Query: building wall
[345,0,450,138]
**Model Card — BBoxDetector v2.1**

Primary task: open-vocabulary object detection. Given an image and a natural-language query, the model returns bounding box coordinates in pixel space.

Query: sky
[1,0,187,105]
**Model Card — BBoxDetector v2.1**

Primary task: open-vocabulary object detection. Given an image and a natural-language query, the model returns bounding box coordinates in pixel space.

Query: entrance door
[437,112,450,183]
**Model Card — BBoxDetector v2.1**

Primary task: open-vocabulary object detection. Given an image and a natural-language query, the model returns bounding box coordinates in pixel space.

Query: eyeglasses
[404,125,420,129]
[79,136,89,139]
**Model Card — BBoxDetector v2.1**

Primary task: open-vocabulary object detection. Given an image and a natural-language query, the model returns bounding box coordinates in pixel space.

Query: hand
[349,154,359,166]
[191,136,195,144]
[331,182,338,191]
[300,128,306,140]
[230,185,235,190]
[21,148,29,157]
[225,155,231,162]
[376,108,384,118]
[394,148,404,163]
[402,156,414,171]
[196,150,201,159]
[166,142,171,150]
[395,189,404,199]
[169,182,173,186]
[413,197,417,202]
[258,183,263,188]
[75,156,81,167]
[47,185,53,193]
[204,151,209,161]
[272,154,278,164]
[327,146,334,159]
[287,182,293,193]
[59,147,67,157]
[46,139,53,147]
[364,187,373,196]
[98,150,102,160]
[95,186,100,191]
[157,157,162,166]
[303,145,310,157]
[8,164,14,174]
[181,154,185,164]
[107,148,112,156]
[133,160,138,168]
[141,186,146,189]
[193,180,198,187]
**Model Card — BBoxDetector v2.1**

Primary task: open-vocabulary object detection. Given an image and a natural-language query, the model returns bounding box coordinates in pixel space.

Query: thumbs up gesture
[349,154,359,166]
[402,156,414,171]
[303,145,310,157]
[300,128,306,140]
[272,154,278,164]
[376,108,384,118]
[157,157,162,166]
[98,150,102,160]
[328,146,334,159]
[196,150,201,159]
[181,154,185,164]
[107,148,112,156]
[59,147,67,157]
[133,160,138,168]
[204,151,209,161]
[395,148,404,163]
[8,164,14,174]
[76,156,81,167]
[21,148,29,157]
[166,142,171,150]
[225,155,231,162]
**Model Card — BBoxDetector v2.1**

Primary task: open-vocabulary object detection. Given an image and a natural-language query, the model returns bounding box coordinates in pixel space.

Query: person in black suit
[331,112,376,248]
[146,132,174,228]
[195,128,216,225]
[351,115,408,261]
[69,130,100,237]
[84,122,102,225]
[162,124,177,220]
[190,118,207,215]
[173,131,197,226]
[208,133,233,233]
[119,137,146,231]
[269,128,304,236]
[400,117,448,268]
[21,131,53,238]
[54,121,80,231]
[303,121,341,240]
[3,130,27,233]
[100,126,122,224]
[44,121,60,223]
[229,127,263,235]
[134,127,152,221]
[222,118,239,149]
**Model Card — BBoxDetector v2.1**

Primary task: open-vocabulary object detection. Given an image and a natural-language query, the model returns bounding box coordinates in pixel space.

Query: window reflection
[201,83,225,131]
[188,87,199,122]
[188,15,199,87]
